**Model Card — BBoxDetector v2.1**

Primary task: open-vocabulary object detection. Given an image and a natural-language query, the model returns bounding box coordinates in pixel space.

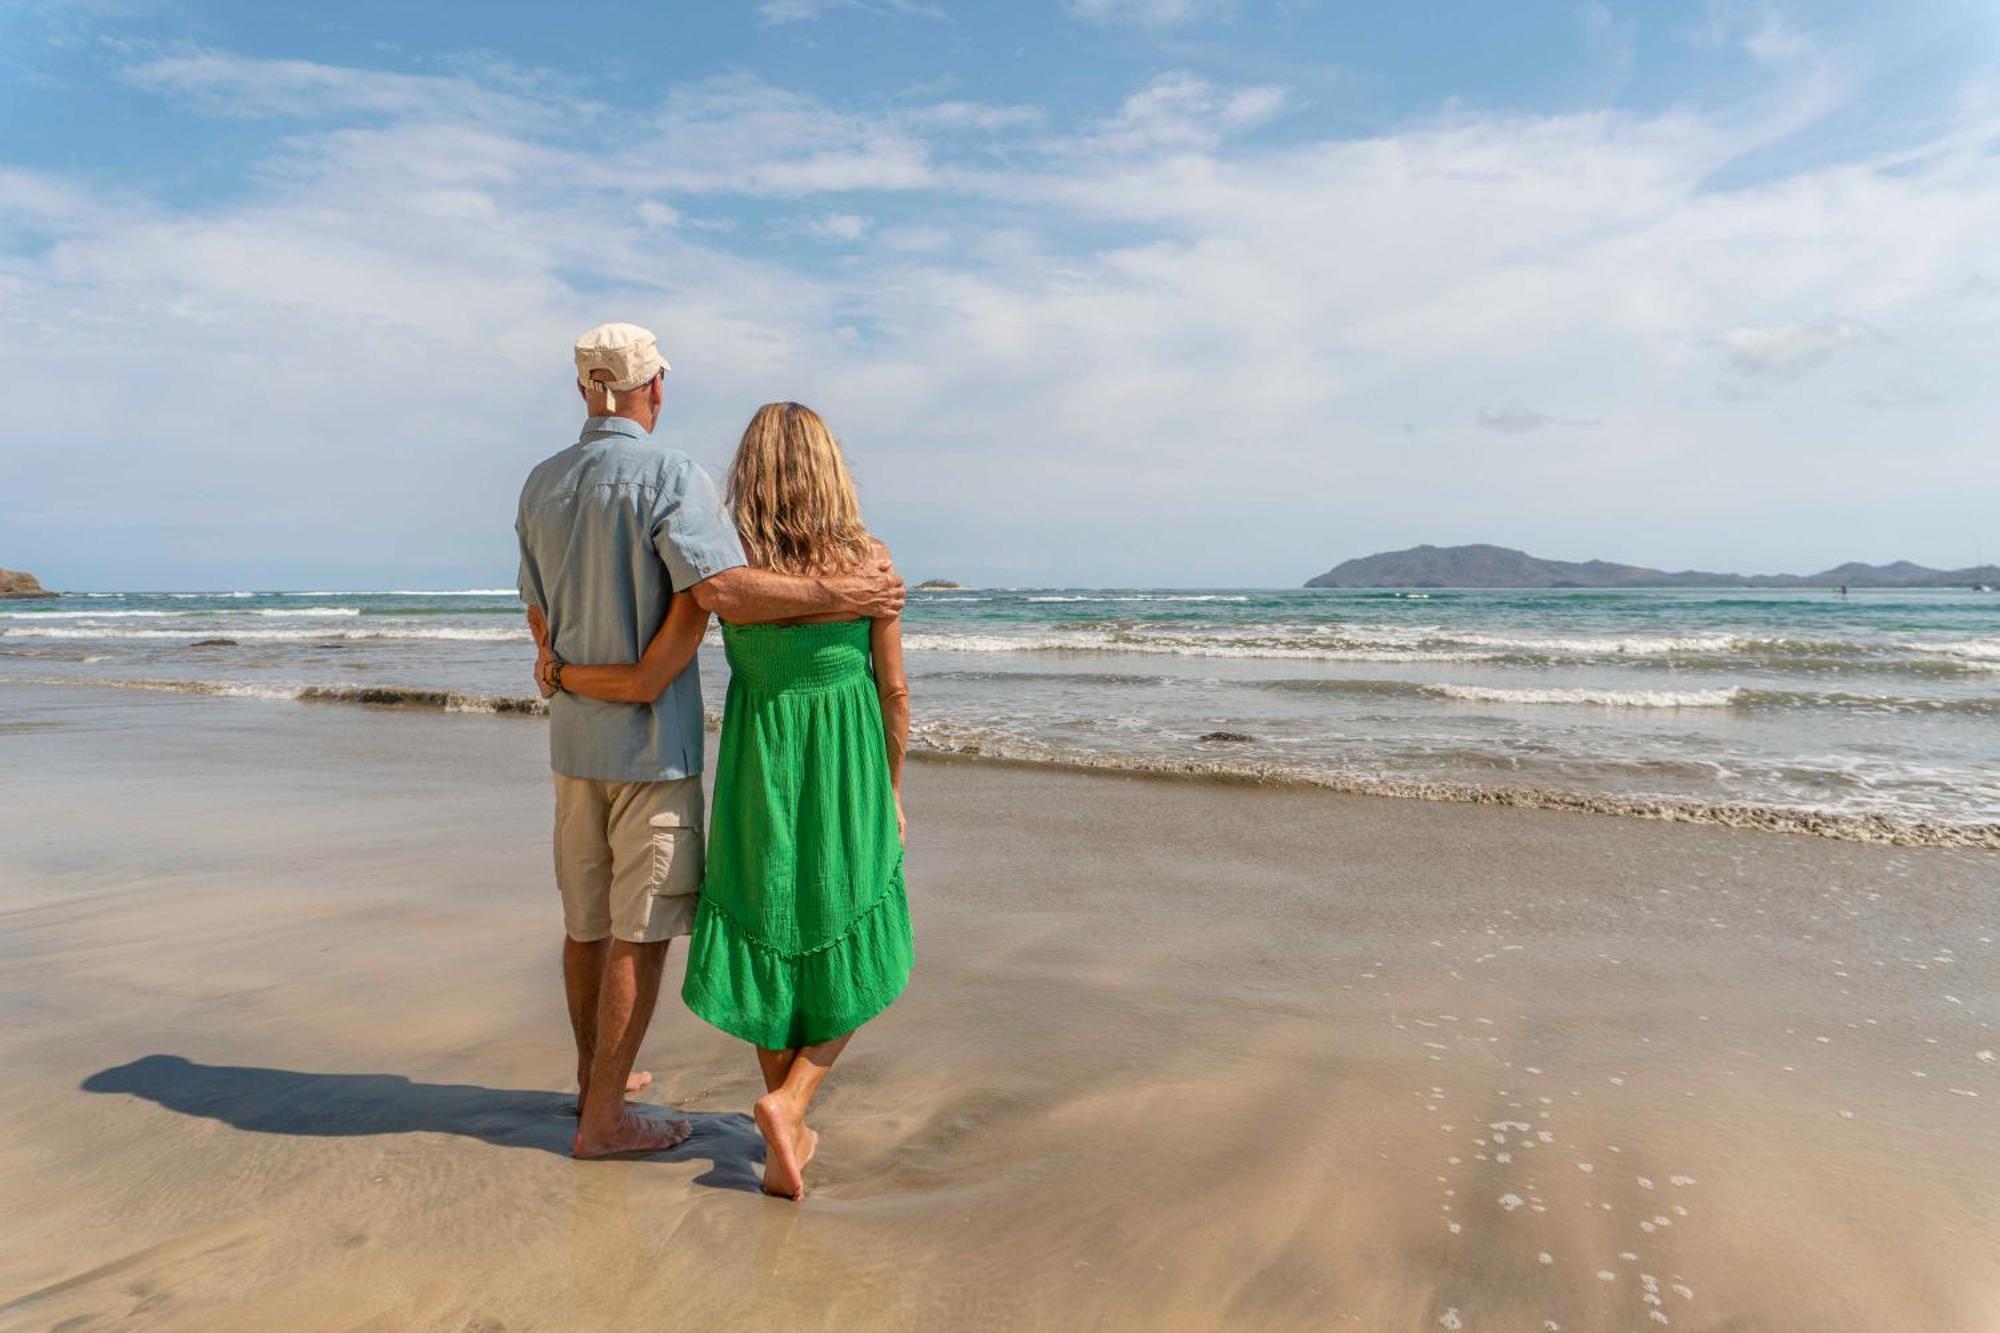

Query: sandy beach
[1,683,1994,1331]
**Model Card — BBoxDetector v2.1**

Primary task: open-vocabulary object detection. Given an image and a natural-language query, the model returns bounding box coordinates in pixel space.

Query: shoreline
[1,684,1993,1330]
[7,672,1997,850]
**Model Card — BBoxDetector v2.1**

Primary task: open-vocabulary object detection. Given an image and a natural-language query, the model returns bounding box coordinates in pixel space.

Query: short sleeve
[652,459,748,593]
[515,510,544,611]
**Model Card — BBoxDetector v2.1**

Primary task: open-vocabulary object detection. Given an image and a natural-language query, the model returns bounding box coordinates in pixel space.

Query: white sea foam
[899,630,1495,663]
[8,604,360,618]
[1907,639,2000,660]
[1432,685,1741,708]
[0,626,523,642]
[894,623,1942,667]
[0,610,187,619]
[202,682,317,701]
[1446,631,1743,656]
[1024,594,1252,603]
[10,673,1996,845]
[277,588,516,597]
[2,675,546,712]
[3,606,360,622]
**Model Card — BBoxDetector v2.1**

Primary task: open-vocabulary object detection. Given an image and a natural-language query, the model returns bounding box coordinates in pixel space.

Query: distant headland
[1306,545,2000,590]
[916,579,964,590]
[0,568,55,599]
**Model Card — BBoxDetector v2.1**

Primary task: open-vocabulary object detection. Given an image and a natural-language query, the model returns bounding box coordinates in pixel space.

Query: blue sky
[2,0,1996,588]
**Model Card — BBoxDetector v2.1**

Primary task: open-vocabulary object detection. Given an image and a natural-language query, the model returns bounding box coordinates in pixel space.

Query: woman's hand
[527,606,556,699]
[894,789,907,844]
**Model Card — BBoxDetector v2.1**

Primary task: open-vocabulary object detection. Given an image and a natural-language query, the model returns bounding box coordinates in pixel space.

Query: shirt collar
[581,414,649,442]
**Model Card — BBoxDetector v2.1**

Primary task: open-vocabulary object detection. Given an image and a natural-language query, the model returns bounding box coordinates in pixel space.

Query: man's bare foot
[571,1068,654,1115]
[571,1108,691,1159]
[754,1093,813,1200]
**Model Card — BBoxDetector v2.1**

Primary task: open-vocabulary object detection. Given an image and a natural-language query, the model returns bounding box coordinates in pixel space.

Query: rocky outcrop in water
[0,569,55,599]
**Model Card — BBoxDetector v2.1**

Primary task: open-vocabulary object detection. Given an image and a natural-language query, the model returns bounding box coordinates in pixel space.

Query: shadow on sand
[82,1054,763,1190]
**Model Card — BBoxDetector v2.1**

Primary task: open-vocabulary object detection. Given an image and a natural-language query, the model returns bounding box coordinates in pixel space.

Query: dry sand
[0,684,1994,1331]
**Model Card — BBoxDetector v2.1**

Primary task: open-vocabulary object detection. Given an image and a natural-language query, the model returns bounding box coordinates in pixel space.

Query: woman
[535,401,913,1200]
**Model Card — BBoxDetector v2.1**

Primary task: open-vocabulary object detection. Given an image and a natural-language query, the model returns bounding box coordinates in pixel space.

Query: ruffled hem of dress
[680,878,914,1049]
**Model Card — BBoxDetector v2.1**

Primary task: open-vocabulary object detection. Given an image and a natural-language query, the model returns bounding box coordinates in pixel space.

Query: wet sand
[0,684,1994,1331]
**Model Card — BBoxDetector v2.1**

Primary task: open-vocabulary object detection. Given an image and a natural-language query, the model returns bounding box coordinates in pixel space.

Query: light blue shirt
[516,415,747,782]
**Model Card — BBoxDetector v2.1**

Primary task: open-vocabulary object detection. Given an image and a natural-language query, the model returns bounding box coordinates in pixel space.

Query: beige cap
[573,322,670,408]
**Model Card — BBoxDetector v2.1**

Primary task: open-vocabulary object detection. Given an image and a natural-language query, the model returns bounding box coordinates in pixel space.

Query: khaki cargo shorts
[551,773,704,944]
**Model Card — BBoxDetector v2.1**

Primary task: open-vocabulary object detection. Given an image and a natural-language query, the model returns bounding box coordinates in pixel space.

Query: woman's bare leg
[754,1032,853,1200]
[755,1046,798,1093]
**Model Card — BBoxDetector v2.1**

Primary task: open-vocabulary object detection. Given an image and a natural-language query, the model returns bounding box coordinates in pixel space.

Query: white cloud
[1714,316,1874,377]
[1067,0,1239,29]
[1478,402,1595,434]
[120,47,561,125]
[636,200,682,229]
[1578,1,1636,99]
[757,0,943,25]
[805,212,873,242]
[4,46,1998,585]
[1084,72,1286,154]
[646,74,937,195]
[1695,1,1816,66]
[902,100,1046,133]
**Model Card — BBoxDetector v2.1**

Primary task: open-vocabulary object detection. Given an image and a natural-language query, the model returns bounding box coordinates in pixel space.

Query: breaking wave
[2,676,547,714]
[895,625,2000,676]
[0,625,524,642]
[5,674,1994,850]
[1431,684,1740,707]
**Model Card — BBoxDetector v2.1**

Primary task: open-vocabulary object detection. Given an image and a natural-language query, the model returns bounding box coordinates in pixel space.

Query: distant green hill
[1305,544,2000,589]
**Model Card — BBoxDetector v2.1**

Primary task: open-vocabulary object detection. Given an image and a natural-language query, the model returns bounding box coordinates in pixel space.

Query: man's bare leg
[754,1032,852,1199]
[562,936,652,1111]
[572,939,688,1158]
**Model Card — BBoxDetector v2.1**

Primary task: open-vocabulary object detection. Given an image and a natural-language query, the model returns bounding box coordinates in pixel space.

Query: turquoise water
[3,586,1996,833]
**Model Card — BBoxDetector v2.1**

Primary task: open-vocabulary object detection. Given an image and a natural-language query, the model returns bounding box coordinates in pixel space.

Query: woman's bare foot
[753,1093,812,1200]
[798,1126,820,1172]
[571,1067,654,1115]
[571,1108,690,1159]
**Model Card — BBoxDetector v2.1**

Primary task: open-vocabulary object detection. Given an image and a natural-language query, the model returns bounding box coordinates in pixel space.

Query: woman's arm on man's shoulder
[692,562,906,624]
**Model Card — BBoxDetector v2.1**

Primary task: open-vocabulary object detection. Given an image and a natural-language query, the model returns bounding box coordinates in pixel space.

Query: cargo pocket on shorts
[646,810,702,896]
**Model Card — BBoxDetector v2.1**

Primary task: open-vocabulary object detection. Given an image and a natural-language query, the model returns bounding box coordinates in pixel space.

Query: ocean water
[4,586,1997,842]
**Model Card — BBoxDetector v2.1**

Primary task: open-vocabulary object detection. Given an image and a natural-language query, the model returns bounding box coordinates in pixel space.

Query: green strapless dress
[681,619,913,1049]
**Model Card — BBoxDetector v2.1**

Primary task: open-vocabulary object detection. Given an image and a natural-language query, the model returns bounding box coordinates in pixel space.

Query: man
[516,322,904,1158]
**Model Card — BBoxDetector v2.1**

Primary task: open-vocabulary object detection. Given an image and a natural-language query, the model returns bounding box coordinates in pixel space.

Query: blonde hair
[726,402,874,575]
